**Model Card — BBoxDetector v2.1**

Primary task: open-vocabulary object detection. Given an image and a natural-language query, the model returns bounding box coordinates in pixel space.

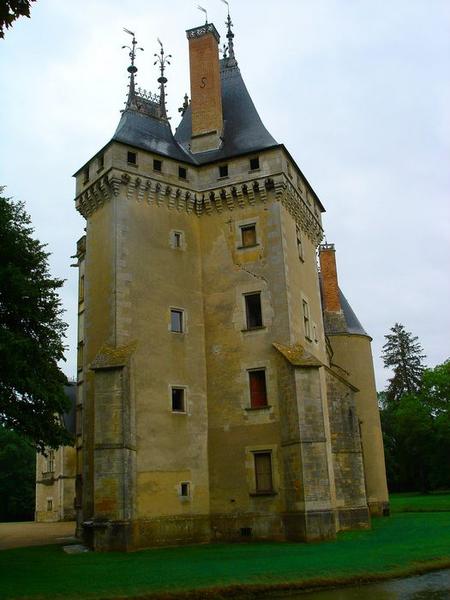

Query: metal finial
[178,93,190,116]
[122,28,144,108]
[220,0,237,66]
[154,38,172,118]
[197,5,208,24]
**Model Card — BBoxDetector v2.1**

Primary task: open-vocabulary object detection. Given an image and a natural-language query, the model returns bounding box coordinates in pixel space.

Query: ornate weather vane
[197,5,208,24]
[154,38,172,118]
[220,0,237,66]
[122,28,144,108]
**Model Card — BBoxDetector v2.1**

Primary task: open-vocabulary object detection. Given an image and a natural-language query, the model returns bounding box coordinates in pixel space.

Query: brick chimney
[186,23,223,153]
[319,243,341,313]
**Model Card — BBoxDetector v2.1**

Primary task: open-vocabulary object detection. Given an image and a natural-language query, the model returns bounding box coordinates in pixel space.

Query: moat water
[268,569,450,599]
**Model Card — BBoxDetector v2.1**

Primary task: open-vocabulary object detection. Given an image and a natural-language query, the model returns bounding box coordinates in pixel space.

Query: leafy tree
[0,426,36,521]
[382,323,426,403]
[0,190,71,452]
[0,0,36,38]
[380,358,450,493]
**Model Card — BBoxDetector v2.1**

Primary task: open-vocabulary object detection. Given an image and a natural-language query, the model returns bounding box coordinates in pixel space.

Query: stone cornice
[75,169,324,246]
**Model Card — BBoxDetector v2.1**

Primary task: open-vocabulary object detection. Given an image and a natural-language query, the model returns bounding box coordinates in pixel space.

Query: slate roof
[111,60,278,165]
[338,289,368,336]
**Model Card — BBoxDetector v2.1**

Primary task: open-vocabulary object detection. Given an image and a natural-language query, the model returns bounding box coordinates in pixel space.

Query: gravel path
[0,521,76,550]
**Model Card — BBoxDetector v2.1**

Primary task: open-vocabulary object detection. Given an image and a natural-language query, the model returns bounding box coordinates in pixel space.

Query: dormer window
[127,151,137,165]
[249,156,260,171]
[219,164,228,178]
[178,166,187,180]
[153,159,162,172]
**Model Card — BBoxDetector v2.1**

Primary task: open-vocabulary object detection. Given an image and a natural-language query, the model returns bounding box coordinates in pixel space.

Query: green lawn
[389,491,450,513]
[1,510,449,600]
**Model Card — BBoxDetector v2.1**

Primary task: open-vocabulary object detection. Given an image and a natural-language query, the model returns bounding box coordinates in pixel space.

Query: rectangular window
[47,498,53,512]
[171,387,186,412]
[219,164,228,178]
[153,158,162,172]
[170,309,183,333]
[245,293,263,329]
[127,151,137,165]
[97,154,104,171]
[240,224,257,247]
[173,231,182,248]
[178,166,187,179]
[303,299,311,340]
[83,166,89,184]
[296,225,304,261]
[249,156,260,170]
[180,482,190,497]
[249,369,268,408]
[254,452,273,492]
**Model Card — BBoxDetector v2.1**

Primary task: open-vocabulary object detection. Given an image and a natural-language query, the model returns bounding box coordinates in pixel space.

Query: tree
[0,1,36,38]
[0,190,71,452]
[0,426,36,521]
[382,323,426,403]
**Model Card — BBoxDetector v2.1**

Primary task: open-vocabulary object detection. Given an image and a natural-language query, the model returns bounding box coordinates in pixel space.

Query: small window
[240,527,252,537]
[249,156,260,171]
[249,369,268,408]
[296,226,304,261]
[170,309,183,333]
[303,299,311,340]
[240,224,257,247]
[45,450,55,473]
[83,166,89,184]
[180,482,190,497]
[47,498,53,512]
[79,274,85,302]
[254,452,273,492]
[153,158,162,172]
[245,293,263,329]
[127,151,137,165]
[171,387,186,412]
[97,154,104,171]
[178,166,187,179]
[219,164,228,178]
[172,231,183,248]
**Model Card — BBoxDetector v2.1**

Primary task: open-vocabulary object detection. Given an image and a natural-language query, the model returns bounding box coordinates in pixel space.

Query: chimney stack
[186,24,223,153]
[319,243,342,313]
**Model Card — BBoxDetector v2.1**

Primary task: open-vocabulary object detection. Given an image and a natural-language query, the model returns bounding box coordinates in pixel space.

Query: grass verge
[0,511,449,600]
[389,491,450,513]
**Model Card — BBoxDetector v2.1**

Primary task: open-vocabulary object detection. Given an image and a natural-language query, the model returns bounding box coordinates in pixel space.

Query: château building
[72,15,389,551]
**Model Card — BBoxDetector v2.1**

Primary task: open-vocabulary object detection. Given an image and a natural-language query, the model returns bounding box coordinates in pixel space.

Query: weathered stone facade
[72,19,389,550]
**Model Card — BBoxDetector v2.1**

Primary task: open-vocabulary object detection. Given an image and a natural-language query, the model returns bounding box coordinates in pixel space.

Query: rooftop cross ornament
[220,0,237,66]
[154,38,172,118]
[122,28,144,108]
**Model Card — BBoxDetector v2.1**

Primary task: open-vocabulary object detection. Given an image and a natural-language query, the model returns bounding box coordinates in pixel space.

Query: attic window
[153,159,162,172]
[127,151,137,165]
[178,166,187,180]
[219,164,228,178]
[250,156,260,171]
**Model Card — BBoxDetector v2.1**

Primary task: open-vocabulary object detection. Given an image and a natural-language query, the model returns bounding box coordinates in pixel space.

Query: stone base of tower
[282,510,337,542]
[336,506,371,531]
[368,500,390,517]
[83,520,136,552]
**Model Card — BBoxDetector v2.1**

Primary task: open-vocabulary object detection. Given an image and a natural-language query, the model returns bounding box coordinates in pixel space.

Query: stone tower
[73,18,388,551]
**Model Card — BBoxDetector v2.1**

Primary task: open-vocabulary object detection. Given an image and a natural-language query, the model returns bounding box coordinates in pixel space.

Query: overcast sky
[1,0,449,388]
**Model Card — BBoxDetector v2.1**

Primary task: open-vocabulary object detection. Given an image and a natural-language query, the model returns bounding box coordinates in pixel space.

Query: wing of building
[72,18,388,551]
